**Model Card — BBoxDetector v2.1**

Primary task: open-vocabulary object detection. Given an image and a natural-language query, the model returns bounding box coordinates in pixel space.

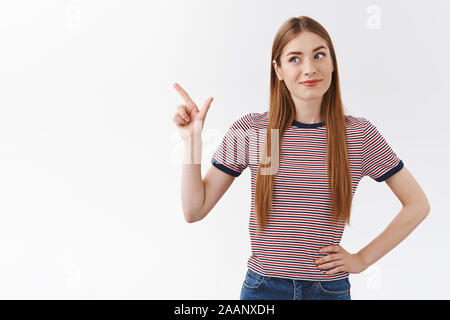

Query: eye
[316,52,326,59]
[289,52,326,63]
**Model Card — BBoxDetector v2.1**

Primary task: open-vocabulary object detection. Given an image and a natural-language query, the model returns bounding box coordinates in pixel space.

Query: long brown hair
[255,16,352,234]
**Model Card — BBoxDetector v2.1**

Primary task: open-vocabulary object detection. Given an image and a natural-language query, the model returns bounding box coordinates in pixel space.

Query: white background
[0,0,448,299]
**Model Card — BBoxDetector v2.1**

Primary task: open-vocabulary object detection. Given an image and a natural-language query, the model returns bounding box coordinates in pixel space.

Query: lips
[300,79,321,84]
[300,79,321,87]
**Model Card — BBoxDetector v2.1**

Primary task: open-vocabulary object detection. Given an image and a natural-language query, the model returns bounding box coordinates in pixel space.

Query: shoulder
[232,111,268,130]
[344,114,377,135]
[344,114,370,128]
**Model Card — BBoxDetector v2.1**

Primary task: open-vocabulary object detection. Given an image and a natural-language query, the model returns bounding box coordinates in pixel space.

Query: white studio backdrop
[0,0,448,299]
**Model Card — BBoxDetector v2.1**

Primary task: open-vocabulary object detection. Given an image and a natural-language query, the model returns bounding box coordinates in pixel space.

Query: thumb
[198,97,213,120]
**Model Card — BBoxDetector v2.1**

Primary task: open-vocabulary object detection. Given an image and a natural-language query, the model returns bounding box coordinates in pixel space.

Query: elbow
[423,203,431,218]
[419,207,430,223]
[184,214,197,223]
[422,198,431,218]
[184,211,202,223]
[407,201,430,221]
[185,216,197,223]
[183,205,207,223]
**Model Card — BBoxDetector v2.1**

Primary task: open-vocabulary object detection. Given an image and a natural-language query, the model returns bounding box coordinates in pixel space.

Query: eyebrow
[286,45,327,56]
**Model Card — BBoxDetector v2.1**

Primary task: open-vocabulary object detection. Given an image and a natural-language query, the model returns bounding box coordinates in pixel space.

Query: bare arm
[181,137,205,222]
[182,138,235,223]
[357,166,431,267]
[172,82,230,223]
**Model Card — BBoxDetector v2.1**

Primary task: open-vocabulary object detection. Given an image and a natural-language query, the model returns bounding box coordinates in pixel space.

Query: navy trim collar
[292,120,325,128]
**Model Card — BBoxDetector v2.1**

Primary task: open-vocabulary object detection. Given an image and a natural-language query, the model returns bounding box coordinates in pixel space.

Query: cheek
[322,74,333,89]
[283,68,298,80]
[284,71,303,88]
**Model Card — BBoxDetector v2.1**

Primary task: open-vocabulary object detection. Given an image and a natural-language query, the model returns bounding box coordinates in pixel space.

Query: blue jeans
[240,268,351,300]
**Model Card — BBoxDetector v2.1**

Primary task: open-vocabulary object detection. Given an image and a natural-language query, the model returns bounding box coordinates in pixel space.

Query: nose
[303,58,317,76]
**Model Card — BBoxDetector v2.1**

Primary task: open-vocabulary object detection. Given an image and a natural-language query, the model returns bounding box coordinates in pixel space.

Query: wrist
[356,251,371,270]
[182,133,202,144]
[183,136,203,164]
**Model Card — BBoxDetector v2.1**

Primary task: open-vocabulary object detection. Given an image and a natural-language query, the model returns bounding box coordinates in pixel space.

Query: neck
[292,95,323,123]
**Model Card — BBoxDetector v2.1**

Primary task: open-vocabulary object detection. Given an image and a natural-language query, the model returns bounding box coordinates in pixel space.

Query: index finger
[173,83,194,105]
[319,245,339,253]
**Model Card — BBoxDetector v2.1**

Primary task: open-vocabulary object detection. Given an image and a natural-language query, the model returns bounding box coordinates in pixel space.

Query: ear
[272,59,283,81]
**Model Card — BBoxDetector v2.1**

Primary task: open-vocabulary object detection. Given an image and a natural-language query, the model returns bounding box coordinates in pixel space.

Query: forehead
[281,31,329,56]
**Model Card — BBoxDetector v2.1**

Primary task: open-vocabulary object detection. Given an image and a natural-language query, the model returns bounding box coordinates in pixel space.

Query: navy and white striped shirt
[211,111,403,281]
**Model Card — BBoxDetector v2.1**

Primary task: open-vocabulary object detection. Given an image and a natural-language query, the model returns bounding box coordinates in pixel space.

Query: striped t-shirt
[211,111,404,281]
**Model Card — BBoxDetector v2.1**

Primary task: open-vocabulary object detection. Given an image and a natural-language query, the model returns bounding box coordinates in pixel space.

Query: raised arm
[173,83,236,223]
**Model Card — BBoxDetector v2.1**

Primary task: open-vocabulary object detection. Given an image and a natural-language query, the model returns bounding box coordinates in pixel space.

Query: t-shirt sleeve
[361,118,404,182]
[211,113,253,177]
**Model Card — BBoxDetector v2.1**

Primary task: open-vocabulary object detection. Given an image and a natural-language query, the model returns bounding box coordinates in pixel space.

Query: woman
[172,16,430,300]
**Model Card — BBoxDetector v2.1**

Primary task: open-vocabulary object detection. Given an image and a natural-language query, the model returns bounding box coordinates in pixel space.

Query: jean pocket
[243,269,265,289]
[317,277,351,296]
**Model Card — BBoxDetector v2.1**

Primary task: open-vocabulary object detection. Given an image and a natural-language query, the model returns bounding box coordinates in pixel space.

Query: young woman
[172,16,430,300]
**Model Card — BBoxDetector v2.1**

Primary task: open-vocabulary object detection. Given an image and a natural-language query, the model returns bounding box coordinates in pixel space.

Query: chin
[295,92,323,100]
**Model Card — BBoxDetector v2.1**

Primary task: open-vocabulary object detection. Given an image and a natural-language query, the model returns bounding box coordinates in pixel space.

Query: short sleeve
[361,118,404,182]
[211,113,253,177]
